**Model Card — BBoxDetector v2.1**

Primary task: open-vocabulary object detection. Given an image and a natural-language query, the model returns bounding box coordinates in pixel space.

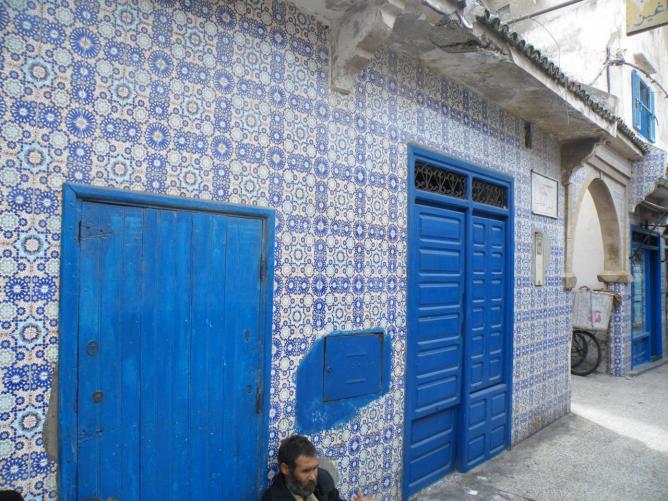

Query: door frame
[403,145,515,499]
[630,225,662,367]
[58,184,275,499]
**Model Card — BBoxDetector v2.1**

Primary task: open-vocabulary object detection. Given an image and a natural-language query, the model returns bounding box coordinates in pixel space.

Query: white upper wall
[573,188,605,289]
[492,0,668,150]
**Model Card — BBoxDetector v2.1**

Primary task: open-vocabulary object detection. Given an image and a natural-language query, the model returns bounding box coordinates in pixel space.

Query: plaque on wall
[531,171,558,219]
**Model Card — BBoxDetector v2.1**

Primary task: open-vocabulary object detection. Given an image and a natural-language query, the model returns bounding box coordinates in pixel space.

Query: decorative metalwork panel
[472,178,507,208]
[414,161,467,199]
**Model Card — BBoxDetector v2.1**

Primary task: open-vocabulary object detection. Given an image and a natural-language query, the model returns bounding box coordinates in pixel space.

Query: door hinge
[255,385,263,415]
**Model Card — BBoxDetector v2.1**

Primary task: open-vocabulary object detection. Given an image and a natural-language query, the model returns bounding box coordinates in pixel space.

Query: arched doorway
[572,178,623,286]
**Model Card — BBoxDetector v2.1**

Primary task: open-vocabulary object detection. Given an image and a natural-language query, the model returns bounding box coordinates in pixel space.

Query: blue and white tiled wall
[630,146,667,211]
[0,0,571,498]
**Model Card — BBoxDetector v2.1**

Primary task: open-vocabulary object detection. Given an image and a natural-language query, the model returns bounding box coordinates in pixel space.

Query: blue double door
[631,230,662,367]
[404,152,512,497]
[60,192,271,500]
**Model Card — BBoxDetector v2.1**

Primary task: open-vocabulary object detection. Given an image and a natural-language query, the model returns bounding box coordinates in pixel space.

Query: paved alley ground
[414,363,668,501]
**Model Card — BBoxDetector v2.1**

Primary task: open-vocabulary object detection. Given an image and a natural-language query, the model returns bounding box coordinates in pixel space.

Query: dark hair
[278,434,317,469]
[0,490,25,501]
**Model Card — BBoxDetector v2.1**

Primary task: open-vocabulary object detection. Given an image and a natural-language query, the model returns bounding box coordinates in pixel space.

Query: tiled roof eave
[477,9,650,154]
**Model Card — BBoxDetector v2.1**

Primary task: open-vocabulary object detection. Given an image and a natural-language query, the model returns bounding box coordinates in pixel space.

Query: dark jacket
[261,468,345,501]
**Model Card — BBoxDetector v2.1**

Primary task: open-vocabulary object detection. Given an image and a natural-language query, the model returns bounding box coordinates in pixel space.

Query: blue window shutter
[649,86,656,142]
[632,70,641,131]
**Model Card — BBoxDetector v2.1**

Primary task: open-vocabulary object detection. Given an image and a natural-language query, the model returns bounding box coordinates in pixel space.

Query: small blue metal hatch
[324,332,383,401]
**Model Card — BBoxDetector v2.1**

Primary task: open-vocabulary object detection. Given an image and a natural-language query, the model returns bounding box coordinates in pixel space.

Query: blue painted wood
[190,212,228,499]
[632,70,642,131]
[404,146,514,499]
[458,215,508,472]
[404,203,466,495]
[58,186,83,501]
[61,185,273,501]
[631,245,650,367]
[468,216,506,392]
[323,333,383,401]
[459,384,508,470]
[631,228,663,368]
[222,215,264,496]
[140,208,194,500]
[76,202,107,496]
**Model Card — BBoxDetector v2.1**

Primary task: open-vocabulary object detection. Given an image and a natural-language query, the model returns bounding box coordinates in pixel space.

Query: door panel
[631,247,651,367]
[405,154,512,499]
[75,201,265,500]
[460,384,508,470]
[631,242,663,367]
[405,204,465,494]
[140,208,193,500]
[77,203,144,497]
[469,216,506,391]
[458,215,508,472]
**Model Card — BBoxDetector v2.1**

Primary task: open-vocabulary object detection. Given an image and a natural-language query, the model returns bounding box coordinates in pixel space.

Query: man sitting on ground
[262,434,376,501]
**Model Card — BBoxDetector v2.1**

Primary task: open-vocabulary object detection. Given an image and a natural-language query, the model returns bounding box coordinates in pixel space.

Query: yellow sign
[627,0,668,35]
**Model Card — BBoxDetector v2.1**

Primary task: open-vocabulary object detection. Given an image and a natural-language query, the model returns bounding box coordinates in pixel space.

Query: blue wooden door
[631,247,651,366]
[458,215,508,471]
[404,149,513,499]
[74,201,267,500]
[631,240,662,367]
[404,203,465,494]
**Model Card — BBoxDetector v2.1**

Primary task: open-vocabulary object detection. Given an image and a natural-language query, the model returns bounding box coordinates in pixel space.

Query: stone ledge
[597,271,632,284]
[563,274,577,289]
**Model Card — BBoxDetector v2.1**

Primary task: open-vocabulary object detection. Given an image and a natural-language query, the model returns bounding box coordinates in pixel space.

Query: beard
[285,472,316,497]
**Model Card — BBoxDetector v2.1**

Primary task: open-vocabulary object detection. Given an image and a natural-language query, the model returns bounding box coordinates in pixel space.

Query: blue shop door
[631,243,662,367]
[404,204,465,494]
[74,201,266,500]
[458,215,509,471]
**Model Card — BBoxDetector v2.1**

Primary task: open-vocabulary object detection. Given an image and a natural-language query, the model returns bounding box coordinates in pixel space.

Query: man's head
[278,435,319,497]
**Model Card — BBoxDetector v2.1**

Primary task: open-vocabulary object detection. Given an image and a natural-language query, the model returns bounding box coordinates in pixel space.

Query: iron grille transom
[414,161,466,199]
[472,178,507,208]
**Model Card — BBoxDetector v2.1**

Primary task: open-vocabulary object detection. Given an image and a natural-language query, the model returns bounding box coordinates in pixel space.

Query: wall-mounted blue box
[323,332,383,401]
[296,328,392,434]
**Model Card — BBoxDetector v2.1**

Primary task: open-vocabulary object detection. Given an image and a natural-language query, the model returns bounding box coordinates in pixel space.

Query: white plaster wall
[504,0,668,151]
[573,188,605,288]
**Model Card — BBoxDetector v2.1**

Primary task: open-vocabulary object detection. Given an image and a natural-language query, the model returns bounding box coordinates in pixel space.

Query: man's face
[281,454,319,497]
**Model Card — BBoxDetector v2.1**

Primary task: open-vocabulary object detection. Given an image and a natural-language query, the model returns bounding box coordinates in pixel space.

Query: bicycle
[570,329,602,376]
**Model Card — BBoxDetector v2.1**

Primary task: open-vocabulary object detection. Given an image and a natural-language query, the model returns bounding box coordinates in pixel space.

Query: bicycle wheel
[570,330,601,376]
[570,330,588,369]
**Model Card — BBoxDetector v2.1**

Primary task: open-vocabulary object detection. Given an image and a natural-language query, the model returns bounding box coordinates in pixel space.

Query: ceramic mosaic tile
[0,0,576,499]
[630,145,667,211]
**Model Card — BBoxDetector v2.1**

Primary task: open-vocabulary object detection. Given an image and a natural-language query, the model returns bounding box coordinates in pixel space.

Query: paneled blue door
[459,215,508,471]
[64,195,270,500]
[631,231,662,368]
[404,149,513,499]
[404,203,465,494]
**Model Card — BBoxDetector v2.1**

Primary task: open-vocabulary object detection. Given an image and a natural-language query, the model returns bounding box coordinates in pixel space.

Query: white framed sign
[531,171,558,219]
